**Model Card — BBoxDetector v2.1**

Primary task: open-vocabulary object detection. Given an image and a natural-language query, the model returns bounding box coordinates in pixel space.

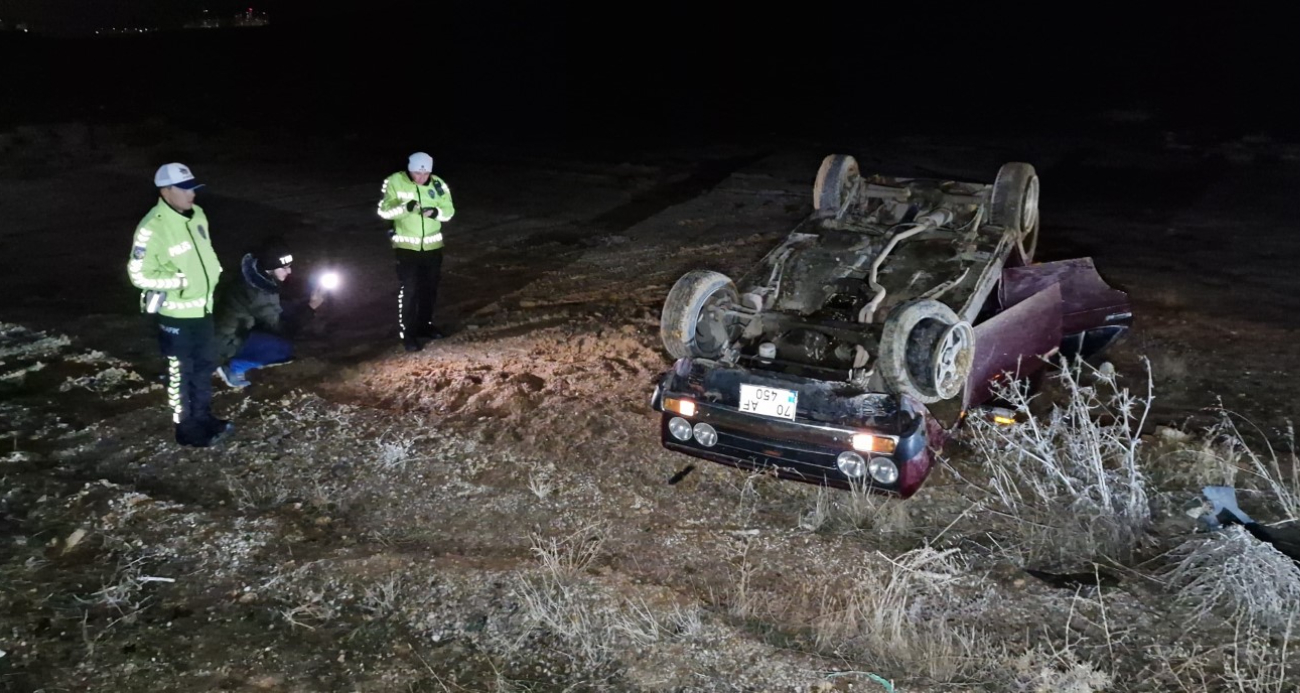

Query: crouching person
[213,237,324,388]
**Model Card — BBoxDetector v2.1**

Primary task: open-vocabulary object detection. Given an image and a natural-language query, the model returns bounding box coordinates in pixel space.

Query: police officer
[126,163,232,447]
[376,151,456,352]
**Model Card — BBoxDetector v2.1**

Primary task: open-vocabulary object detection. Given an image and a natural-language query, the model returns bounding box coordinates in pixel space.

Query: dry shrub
[963,356,1153,564]
[1157,416,1300,689]
[1146,423,1241,488]
[1168,525,1300,634]
[1204,412,1300,521]
[1220,619,1298,693]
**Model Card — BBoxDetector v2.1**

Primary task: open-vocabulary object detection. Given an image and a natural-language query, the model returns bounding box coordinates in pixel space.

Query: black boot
[175,419,212,447]
[203,417,235,444]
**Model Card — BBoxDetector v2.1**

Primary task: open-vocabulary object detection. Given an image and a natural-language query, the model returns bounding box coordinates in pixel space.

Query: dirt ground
[3,121,1300,692]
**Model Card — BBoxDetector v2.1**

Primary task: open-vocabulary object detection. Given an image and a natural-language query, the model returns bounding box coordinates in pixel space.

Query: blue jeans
[227,331,294,378]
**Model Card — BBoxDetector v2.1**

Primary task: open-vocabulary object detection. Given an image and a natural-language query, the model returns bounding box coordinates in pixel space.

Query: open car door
[962,258,1132,411]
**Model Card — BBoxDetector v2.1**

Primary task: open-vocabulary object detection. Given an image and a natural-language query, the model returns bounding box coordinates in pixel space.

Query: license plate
[739,384,798,421]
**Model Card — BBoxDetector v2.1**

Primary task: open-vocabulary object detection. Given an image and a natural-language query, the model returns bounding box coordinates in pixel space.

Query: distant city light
[6,6,268,36]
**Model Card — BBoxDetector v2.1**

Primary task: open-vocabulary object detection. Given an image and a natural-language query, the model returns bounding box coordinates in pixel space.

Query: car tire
[813,154,860,217]
[990,162,1040,266]
[660,270,741,360]
[877,298,976,404]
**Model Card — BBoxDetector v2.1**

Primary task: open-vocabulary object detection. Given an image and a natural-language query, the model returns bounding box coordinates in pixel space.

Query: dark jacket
[213,254,314,363]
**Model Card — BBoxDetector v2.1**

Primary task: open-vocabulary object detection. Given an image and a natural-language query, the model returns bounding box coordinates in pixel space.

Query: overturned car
[650,155,1131,498]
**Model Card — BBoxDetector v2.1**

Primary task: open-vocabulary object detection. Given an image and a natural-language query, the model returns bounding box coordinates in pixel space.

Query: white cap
[154,162,204,190]
[407,152,433,173]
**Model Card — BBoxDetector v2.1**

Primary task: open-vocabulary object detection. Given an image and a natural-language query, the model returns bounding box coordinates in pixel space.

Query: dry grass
[1168,525,1300,634]
[724,543,1014,686]
[1148,348,1191,385]
[514,523,703,670]
[798,479,911,535]
[1146,423,1241,488]
[526,522,605,581]
[1220,619,1298,693]
[360,572,405,619]
[221,469,294,511]
[723,542,1120,690]
[276,578,348,631]
[72,549,174,658]
[1206,413,1300,521]
[1008,645,1114,693]
[961,356,1154,565]
[809,546,997,684]
[526,460,554,500]
[1152,619,1297,693]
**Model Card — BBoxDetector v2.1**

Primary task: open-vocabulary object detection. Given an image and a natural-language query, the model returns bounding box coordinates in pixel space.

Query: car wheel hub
[931,322,975,400]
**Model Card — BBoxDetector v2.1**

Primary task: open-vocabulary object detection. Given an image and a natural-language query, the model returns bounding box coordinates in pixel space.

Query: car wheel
[878,299,976,404]
[990,162,1040,266]
[660,270,742,360]
[813,154,860,217]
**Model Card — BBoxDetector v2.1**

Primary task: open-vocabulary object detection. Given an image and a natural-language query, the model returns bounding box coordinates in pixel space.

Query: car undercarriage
[651,154,1130,497]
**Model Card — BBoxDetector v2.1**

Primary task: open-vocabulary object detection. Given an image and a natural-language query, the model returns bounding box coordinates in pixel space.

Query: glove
[406,199,417,212]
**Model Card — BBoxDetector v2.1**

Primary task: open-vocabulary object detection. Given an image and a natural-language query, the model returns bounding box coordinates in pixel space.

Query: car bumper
[651,377,941,498]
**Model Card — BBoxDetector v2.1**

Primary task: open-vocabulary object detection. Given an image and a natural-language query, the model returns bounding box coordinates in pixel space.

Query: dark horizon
[3,6,1300,146]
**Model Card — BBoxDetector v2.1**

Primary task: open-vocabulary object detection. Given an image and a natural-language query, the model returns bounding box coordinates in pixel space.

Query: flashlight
[319,271,341,291]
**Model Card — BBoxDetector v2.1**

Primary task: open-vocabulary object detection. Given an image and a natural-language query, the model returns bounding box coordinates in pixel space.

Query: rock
[250,674,284,689]
[1155,425,1192,443]
[63,528,86,552]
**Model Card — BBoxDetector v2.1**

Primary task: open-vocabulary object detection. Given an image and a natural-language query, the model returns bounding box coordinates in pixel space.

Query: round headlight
[869,457,899,485]
[668,417,693,441]
[836,451,866,478]
[692,422,718,447]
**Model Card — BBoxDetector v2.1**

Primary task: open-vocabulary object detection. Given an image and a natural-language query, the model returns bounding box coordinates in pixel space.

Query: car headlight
[668,417,693,441]
[692,423,718,447]
[869,457,899,485]
[836,451,866,479]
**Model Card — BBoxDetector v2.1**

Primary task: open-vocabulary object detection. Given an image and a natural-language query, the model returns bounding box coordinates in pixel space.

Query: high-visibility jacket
[376,171,455,251]
[126,199,223,319]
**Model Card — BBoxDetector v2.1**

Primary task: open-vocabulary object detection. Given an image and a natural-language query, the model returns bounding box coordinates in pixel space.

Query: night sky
[2,4,1298,143]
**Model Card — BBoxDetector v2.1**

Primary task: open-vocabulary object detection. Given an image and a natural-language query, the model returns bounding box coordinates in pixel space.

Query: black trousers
[157,315,216,442]
[395,248,443,339]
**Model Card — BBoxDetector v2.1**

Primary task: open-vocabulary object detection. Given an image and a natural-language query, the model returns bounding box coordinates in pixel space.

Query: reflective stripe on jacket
[126,200,222,318]
[376,171,455,251]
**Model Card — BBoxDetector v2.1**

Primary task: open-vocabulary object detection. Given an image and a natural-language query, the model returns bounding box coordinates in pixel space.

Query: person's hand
[406,200,418,212]
[421,207,436,218]
[309,285,326,310]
